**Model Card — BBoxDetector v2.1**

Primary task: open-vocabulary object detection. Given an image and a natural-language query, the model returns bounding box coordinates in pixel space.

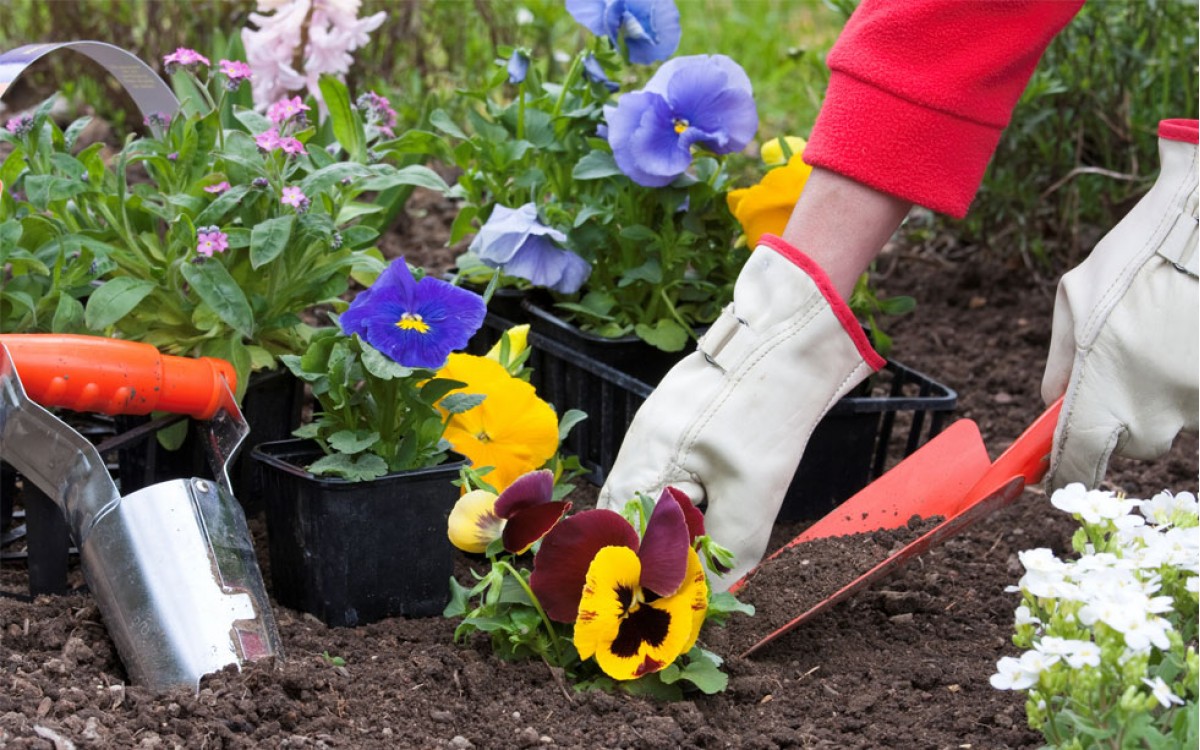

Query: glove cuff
[759,234,887,371]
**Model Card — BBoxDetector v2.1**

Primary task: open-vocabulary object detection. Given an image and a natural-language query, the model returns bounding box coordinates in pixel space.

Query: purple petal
[566,0,614,38]
[530,509,640,622]
[664,60,757,155]
[506,50,530,85]
[604,93,688,187]
[621,0,681,65]
[495,469,555,518]
[470,203,566,264]
[501,237,592,293]
[637,489,690,597]
[661,486,706,544]
[503,501,571,554]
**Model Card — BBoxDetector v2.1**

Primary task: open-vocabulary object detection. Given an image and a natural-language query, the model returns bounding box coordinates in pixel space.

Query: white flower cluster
[241,0,386,112]
[991,483,1198,738]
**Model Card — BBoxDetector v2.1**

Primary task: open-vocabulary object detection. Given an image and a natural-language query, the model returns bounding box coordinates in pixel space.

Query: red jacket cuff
[803,71,1004,219]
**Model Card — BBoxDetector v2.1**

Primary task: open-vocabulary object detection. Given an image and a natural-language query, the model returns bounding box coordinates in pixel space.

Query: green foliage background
[1,0,1195,270]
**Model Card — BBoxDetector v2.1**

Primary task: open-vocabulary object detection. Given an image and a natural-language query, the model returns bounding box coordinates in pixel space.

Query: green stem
[551,53,585,119]
[495,560,563,664]
[516,80,526,141]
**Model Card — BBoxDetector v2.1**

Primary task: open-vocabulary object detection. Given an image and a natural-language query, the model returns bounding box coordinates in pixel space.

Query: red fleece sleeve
[803,0,1085,218]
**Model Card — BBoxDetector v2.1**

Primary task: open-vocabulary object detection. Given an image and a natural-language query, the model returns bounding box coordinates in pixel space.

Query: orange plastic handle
[0,334,237,420]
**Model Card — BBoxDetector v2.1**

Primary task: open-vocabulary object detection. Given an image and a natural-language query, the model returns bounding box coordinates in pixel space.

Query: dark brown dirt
[2,189,1196,749]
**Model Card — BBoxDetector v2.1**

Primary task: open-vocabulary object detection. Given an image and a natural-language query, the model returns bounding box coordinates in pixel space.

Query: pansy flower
[437,353,558,491]
[581,54,619,93]
[566,0,681,65]
[469,203,592,294]
[726,141,813,248]
[506,50,531,85]
[341,259,486,370]
[604,54,757,187]
[448,470,571,555]
[530,487,708,679]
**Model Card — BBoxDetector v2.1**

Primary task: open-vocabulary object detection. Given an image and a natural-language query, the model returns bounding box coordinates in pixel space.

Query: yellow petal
[485,324,530,366]
[438,353,559,492]
[576,546,710,681]
[760,135,807,167]
[728,151,814,248]
[447,489,503,553]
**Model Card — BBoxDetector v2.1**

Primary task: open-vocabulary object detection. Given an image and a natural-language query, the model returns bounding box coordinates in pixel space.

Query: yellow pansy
[437,353,558,492]
[447,489,503,553]
[574,545,708,681]
[485,324,529,365]
[760,135,807,167]
[727,146,813,248]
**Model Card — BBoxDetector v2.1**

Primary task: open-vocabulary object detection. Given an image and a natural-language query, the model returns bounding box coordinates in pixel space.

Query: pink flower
[204,181,232,194]
[267,95,311,124]
[4,114,33,137]
[254,127,285,151]
[280,137,307,156]
[163,47,211,74]
[196,227,230,257]
[242,0,312,110]
[281,185,310,212]
[218,60,253,90]
[356,91,397,130]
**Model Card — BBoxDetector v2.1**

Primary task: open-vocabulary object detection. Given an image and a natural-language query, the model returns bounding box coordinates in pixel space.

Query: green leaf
[180,260,255,337]
[319,75,366,163]
[429,109,468,140]
[357,164,450,194]
[84,278,158,330]
[250,214,295,269]
[634,319,688,352]
[328,429,381,454]
[307,451,390,481]
[24,175,87,208]
[233,108,272,135]
[50,293,85,333]
[444,577,472,618]
[557,409,588,441]
[359,341,415,380]
[62,116,92,149]
[440,392,485,415]
[572,151,622,180]
[658,649,728,695]
[195,184,252,226]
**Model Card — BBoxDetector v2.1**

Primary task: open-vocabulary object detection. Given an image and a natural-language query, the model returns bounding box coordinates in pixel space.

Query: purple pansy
[581,54,619,93]
[603,54,757,187]
[340,258,486,370]
[566,0,680,65]
[469,203,592,294]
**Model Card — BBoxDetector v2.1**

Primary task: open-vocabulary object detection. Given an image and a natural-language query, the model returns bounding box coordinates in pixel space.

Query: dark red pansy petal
[494,469,555,519]
[530,509,640,622]
[637,490,690,598]
[502,501,571,554]
[662,486,706,543]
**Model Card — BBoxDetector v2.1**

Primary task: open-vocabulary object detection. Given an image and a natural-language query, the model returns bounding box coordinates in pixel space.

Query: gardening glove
[1041,119,1199,490]
[597,235,885,588]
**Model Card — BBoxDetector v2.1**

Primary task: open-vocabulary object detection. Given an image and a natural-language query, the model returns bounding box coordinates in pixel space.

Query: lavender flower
[281,185,310,212]
[280,137,307,156]
[604,54,757,187]
[339,258,485,369]
[469,203,592,294]
[163,47,210,74]
[566,0,680,65]
[356,91,398,134]
[506,50,530,85]
[196,227,229,257]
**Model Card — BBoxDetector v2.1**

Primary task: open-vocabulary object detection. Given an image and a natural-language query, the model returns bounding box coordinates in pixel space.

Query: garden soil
[3,188,1197,749]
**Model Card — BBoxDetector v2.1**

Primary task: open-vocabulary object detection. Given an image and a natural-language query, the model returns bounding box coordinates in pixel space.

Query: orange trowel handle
[0,334,237,420]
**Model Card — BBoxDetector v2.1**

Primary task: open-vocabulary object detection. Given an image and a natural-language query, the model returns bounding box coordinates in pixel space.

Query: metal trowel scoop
[0,335,282,692]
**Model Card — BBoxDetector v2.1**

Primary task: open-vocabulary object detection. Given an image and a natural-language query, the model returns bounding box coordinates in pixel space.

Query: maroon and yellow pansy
[447,469,570,555]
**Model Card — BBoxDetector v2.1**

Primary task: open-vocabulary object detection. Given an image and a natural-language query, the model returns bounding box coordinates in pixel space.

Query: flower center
[673,118,689,135]
[395,312,430,333]
[475,430,491,443]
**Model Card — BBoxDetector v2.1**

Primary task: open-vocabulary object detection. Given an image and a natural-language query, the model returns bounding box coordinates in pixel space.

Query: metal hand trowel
[0,334,282,692]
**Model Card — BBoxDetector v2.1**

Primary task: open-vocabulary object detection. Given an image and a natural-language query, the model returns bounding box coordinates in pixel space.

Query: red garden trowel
[733,398,1063,657]
[0,334,282,692]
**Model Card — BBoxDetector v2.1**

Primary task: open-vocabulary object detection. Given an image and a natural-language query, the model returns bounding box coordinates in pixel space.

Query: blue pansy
[603,54,757,187]
[581,54,619,93]
[470,204,592,294]
[340,259,486,370]
[567,0,680,65]
[506,50,530,85]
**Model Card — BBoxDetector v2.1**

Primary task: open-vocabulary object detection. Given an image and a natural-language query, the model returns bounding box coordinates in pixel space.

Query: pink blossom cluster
[255,126,307,156]
[355,91,398,137]
[196,226,230,257]
[162,47,210,75]
[241,0,386,114]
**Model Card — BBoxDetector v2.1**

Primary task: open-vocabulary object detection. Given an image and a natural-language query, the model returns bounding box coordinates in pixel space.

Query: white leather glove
[1042,119,1199,490]
[597,235,884,588]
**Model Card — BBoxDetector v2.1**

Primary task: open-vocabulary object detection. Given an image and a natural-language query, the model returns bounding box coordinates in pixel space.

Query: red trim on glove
[758,234,886,372]
[1159,119,1199,144]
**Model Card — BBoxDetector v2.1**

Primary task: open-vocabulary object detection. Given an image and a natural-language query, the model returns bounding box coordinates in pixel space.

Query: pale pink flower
[196,227,230,257]
[281,185,310,212]
[218,60,253,90]
[268,95,312,124]
[280,137,307,156]
[242,0,311,110]
[204,181,232,194]
[163,47,210,74]
[254,127,285,151]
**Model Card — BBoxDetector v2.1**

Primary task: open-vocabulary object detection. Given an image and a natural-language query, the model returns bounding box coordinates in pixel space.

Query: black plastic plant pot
[522,299,688,387]
[251,439,466,627]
